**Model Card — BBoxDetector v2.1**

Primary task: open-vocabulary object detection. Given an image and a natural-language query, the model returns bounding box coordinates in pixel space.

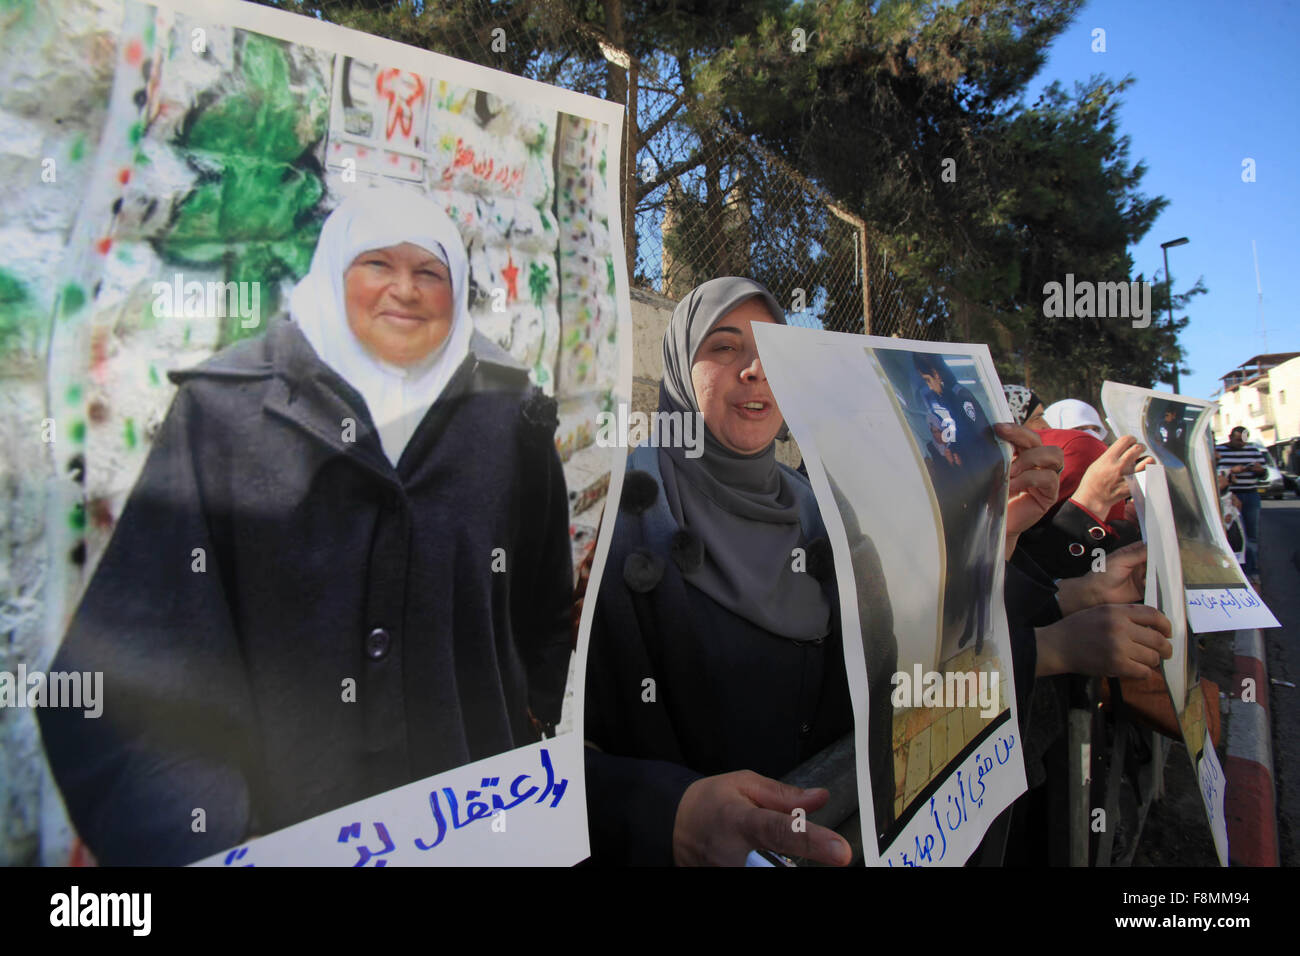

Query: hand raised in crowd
[1072,435,1151,517]
[994,422,1063,560]
[1034,603,1173,680]
[673,770,853,867]
[1055,541,1147,616]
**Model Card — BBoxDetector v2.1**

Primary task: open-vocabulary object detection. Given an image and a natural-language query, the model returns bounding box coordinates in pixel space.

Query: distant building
[1212,352,1300,443]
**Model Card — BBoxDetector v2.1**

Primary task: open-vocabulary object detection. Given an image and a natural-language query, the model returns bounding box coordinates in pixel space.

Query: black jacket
[39,319,573,865]
[583,447,893,865]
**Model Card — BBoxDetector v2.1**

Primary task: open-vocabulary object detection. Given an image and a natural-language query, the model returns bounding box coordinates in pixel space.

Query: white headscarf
[1043,398,1108,441]
[290,186,473,466]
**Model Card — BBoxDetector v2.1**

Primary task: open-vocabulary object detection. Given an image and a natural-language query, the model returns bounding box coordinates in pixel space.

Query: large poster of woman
[2,0,628,865]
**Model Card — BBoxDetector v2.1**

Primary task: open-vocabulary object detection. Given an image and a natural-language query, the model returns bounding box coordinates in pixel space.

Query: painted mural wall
[0,0,618,864]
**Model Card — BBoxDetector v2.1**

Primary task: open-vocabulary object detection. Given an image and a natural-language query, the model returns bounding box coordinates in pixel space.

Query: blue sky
[1025,0,1300,402]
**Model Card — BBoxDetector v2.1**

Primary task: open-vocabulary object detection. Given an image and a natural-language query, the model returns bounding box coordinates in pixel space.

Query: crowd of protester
[577,275,1214,866]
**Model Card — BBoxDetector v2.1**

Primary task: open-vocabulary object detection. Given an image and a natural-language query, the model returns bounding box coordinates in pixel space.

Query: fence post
[1067,678,1097,866]
[828,203,871,334]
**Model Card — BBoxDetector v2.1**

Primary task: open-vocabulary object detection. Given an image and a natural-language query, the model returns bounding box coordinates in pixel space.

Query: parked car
[1268,438,1300,497]
[1252,443,1286,499]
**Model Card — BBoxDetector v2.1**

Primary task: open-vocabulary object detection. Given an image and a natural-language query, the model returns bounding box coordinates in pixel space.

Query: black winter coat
[582,447,896,865]
[38,319,573,865]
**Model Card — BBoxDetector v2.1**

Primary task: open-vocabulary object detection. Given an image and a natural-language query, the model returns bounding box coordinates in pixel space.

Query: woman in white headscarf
[40,186,574,865]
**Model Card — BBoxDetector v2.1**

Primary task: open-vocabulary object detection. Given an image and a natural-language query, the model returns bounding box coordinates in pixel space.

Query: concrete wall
[1215,378,1278,444]
[1267,357,1300,442]
[0,0,123,868]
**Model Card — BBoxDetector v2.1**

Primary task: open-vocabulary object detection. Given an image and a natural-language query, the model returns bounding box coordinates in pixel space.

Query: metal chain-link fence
[254,0,947,340]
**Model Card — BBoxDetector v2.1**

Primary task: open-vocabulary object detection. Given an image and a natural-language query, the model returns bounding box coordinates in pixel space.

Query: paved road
[1260,498,1300,866]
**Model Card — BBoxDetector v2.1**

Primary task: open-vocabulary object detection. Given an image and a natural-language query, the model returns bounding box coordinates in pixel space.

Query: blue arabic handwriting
[338,821,396,867]
[414,747,569,851]
[888,730,1017,868]
[222,846,254,867]
[1187,588,1261,619]
[1199,749,1223,811]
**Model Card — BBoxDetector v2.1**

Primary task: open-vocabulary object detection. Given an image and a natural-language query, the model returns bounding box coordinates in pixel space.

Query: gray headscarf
[657,277,831,641]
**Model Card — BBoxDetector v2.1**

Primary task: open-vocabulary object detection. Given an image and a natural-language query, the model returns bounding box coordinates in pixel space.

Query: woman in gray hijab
[583,277,873,866]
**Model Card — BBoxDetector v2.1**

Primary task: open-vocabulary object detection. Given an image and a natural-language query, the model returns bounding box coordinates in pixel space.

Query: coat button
[1088,525,1106,540]
[1068,543,1085,557]
[366,628,391,661]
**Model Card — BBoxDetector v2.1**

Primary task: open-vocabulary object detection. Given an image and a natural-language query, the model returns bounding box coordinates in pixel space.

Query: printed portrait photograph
[3,0,625,866]
[752,325,1023,865]
[1143,397,1241,590]
[868,347,1013,839]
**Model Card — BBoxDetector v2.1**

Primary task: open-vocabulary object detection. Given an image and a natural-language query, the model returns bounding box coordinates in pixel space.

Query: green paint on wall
[0,267,33,352]
[0,0,36,27]
[66,384,82,405]
[69,420,85,443]
[68,502,85,532]
[128,121,144,146]
[158,31,328,347]
[60,283,86,316]
[528,262,551,308]
[123,417,137,450]
[70,135,86,162]
[148,365,160,387]
[606,256,615,296]
[525,123,549,158]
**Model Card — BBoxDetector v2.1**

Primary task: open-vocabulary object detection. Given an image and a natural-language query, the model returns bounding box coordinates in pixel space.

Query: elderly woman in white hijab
[40,186,575,865]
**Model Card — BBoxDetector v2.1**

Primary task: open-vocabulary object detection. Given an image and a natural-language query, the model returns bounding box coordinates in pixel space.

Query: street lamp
[1161,237,1189,393]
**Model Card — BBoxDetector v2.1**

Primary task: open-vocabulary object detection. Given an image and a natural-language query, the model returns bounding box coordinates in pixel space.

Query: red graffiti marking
[443,138,524,193]
[502,254,519,303]
[88,497,115,531]
[117,168,130,185]
[124,38,143,67]
[374,69,426,142]
[95,237,112,255]
[90,328,109,385]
